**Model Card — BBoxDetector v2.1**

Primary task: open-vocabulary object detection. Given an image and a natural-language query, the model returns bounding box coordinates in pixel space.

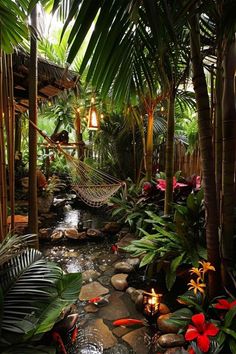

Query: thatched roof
[13,50,80,113]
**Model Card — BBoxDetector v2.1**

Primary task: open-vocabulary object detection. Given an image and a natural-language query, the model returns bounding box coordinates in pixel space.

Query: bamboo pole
[28,6,39,244]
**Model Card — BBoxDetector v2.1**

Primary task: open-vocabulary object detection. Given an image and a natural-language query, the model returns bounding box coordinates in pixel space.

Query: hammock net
[34,123,123,207]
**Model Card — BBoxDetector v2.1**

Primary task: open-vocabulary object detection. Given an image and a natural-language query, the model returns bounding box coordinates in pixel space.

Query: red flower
[185,313,219,353]
[156,177,187,191]
[143,182,152,192]
[214,298,236,310]
[188,347,195,354]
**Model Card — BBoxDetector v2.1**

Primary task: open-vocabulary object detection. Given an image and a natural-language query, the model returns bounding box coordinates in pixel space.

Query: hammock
[30,121,123,207]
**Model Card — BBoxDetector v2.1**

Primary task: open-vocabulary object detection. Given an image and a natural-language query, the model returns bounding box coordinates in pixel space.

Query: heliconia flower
[214,298,236,310]
[199,261,215,273]
[190,267,202,279]
[188,278,206,295]
[185,313,219,353]
[156,177,187,191]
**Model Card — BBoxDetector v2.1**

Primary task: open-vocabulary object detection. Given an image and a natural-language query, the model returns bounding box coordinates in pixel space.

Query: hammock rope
[29,120,124,207]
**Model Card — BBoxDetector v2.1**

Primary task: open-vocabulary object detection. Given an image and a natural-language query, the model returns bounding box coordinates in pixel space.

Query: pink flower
[214,298,236,310]
[156,177,187,191]
[185,313,219,352]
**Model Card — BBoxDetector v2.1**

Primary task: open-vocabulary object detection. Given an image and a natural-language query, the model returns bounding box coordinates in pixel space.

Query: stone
[84,304,99,313]
[135,294,144,312]
[104,343,130,354]
[87,228,103,238]
[126,257,140,267]
[126,287,136,296]
[79,281,109,301]
[157,313,179,334]
[164,347,187,354]
[103,221,122,234]
[64,228,80,240]
[114,261,134,273]
[112,326,133,338]
[98,292,130,320]
[82,269,101,283]
[111,273,128,291]
[97,275,112,287]
[157,334,185,348]
[130,289,143,302]
[159,303,171,315]
[122,327,149,354]
[86,319,117,349]
[51,230,64,242]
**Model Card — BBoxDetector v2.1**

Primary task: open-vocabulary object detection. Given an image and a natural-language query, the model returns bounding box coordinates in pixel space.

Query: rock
[98,292,130,320]
[111,273,128,291]
[103,221,121,234]
[126,287,136,296]
[122,327,149,354]
[64,228,80,240]
[116,233,137,251]
[126,257,140,267]
[51,230,64,242]
[82,270,101,283]
[87,228,103,238]
[39,228,51,240]
[164,347,187,354]
[86,319,117,349]
[97,275,111,287]
[159,303,171,315]
[79,281,109,301]
[157,334,185,348]
[114,261,134,273]
[135,294,144,312]
[84,304,99,313]
[130,289,143,302]
[157,313,179,334]
[104,343,130,354]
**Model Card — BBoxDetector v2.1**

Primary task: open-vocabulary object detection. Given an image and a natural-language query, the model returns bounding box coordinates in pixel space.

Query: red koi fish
[113,318,145,327]
[51,331,67,354]
[71,326,78,344]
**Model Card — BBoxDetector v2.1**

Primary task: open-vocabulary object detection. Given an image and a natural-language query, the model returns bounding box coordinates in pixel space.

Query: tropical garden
[0,0,235,353]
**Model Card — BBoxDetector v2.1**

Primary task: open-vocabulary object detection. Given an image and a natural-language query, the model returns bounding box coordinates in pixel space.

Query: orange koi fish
[71,326,78,344]
[113,318,145,327]
[88,296,101,304]
[51,331,67,354]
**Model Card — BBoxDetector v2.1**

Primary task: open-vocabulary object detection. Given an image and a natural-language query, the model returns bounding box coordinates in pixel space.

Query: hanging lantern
[88,97,100,130]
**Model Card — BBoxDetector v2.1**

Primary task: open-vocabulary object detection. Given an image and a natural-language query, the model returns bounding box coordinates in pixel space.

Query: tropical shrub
[0,234,82,353]
[167,262,236,354]
[123,190,206,289]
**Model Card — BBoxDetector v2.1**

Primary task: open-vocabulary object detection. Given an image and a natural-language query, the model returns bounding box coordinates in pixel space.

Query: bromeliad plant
[166,262,236,353]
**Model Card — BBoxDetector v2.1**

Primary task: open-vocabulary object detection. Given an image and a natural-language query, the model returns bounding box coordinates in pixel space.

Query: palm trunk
[28,6,39,244]
[164,89,175,216]
[189,12,221,298]
[221,38,236,284]
[146,107,154,181]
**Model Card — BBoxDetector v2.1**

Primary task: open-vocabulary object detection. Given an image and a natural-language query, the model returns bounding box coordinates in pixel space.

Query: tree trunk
[221,38,236,285]
[164,89,175,216]
[189,12,221,298]
[28,6,39,244]
[146,107,154,181]
[215,49,223,206]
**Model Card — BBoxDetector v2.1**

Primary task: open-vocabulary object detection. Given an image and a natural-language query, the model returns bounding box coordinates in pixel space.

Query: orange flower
[190,267,202,279]
[188,278,206,295]
[199,261,215,273]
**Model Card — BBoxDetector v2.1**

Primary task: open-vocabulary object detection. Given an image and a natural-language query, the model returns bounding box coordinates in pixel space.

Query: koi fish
[88,295,110,306]
[113,318,145,327]
[51,331,67,354]
[71,326,78,344]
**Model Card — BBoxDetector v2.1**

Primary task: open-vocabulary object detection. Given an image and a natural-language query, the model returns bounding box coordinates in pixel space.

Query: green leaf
[225,305,236,327]
[221,328,236,340]
[229,338,236,353]
[170,254,184,272]
[165,269,176,290]
[139,252,156,267]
